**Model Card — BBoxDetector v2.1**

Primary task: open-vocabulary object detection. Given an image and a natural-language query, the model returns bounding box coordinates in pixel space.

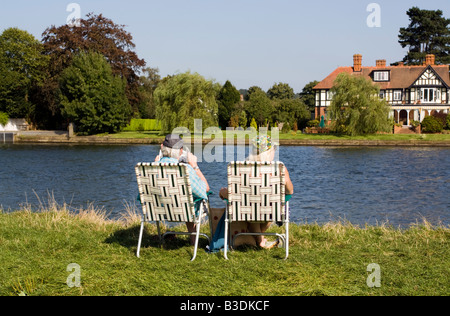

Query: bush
[446,113,450,130]
[250,118,258,130]
[421,116,443,133]
[307,120,319,127]
[0,111,9,126]
[123,119,162,131]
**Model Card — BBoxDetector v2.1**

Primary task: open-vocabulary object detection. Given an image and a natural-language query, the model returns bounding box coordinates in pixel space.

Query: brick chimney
[425,54,435,66]
[353,54,362,72]
[376,59,386,68]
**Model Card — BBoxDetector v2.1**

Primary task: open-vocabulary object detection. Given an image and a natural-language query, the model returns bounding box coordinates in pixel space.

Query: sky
[0,0,449,92]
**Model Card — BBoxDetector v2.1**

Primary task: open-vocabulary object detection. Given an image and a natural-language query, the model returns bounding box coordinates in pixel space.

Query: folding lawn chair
[135,162,211,261]
[224,161,290,260]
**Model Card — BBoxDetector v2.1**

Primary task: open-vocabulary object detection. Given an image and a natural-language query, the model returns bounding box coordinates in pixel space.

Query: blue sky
[0,0,449,92]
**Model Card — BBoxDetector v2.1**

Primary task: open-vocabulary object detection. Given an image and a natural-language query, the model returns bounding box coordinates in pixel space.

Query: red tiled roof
[314,64,450,90]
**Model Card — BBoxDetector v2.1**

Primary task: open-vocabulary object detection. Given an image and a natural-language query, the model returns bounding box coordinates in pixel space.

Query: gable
[411,66,449,88]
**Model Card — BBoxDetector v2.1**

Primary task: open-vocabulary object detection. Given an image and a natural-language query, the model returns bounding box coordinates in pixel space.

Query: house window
[326,90,335,100]
[421,88,439,103]
[393,90,402,101]
[379,90,386,99]
[374,71,389,82]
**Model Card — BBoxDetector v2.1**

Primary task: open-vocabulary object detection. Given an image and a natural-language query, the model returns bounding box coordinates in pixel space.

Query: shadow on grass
[104,224,210,255]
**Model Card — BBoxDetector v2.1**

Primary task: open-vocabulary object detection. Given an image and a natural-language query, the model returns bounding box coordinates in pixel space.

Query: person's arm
[285,167,294,195]
[188,153,210,192]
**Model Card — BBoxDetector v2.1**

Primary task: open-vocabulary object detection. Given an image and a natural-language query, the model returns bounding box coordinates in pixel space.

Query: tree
[300,80,319,113]
[59,52,131,135]
[0,28,49,119]
[267,82,295,100]
[137,67,161,119]
[274,99,310,130]
[154,72,219,133]
[246,89,274,127]
[329,73,392,136]
[399,7,450,65]
[217,80,241,129]
[0,112,8,126]
[250,118,258,130]
[245,86,264,101]
[39,13,146,127]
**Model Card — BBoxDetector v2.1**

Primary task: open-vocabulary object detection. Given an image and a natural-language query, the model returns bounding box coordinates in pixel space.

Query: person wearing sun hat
[219,135,294,249]
[247,135,279,162]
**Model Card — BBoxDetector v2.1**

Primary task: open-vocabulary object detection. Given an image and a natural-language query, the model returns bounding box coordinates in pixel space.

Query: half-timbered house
[313,54,450,126]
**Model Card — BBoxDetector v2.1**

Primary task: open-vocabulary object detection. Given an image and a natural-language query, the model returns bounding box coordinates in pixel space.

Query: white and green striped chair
[224,161,290,260]
[135,162,210,261]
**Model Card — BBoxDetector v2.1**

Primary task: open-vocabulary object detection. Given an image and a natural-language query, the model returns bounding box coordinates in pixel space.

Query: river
[0,144,449,227]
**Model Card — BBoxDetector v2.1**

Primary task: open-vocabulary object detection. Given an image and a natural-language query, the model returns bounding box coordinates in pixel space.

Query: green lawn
[101,130,450,143]
[1,206,448,296]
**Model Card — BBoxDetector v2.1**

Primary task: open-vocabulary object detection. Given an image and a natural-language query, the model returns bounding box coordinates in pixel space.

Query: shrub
[446,113,450,130]
[410,120,420,128]
[421,116,443,133]
[250,118,258,130]
[307,120,319,127]
[281,122,291,133]
[123,119,162,131]
[0,111,9,126]
[432,112,447,127]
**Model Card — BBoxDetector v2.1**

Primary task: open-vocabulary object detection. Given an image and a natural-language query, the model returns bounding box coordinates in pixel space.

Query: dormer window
[374,71,390,82]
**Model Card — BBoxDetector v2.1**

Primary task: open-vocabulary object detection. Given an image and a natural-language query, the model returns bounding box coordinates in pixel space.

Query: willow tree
[154,72,219,133]
[329,73,391,136]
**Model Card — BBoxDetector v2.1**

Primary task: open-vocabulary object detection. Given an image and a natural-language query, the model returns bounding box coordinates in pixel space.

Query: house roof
[314,64,450,90]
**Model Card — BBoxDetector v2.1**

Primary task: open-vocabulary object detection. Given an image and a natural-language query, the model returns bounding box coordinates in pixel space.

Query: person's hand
[187,152,198,168]
[154,155,161,162]
[219,188,228,200]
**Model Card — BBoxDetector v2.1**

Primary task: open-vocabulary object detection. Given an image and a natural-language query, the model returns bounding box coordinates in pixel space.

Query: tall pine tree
[399,7,450,65]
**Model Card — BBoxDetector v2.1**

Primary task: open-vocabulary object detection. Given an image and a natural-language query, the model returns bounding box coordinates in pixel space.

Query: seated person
[155,134,210,245]
[219,135,293,249]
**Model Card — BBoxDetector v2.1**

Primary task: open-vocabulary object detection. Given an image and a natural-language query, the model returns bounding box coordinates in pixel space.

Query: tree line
[0,7,448,135]
[0,12,316,135]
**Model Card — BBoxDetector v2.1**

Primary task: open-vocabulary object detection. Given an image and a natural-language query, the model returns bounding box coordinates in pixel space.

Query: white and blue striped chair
[224,161,290,260]
[135,162,210,261]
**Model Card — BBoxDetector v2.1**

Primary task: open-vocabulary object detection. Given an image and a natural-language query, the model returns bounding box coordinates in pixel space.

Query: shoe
[277,238,284,248]
[263,239,280,249]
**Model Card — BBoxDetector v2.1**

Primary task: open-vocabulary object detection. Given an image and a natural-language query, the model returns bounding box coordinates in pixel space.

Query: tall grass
[0,196,448,296]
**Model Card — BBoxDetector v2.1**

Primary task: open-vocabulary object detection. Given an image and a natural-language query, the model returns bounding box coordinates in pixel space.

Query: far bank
[10,130,450,147]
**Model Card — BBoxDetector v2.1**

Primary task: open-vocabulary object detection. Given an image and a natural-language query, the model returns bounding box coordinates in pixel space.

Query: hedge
[123,119,162,131]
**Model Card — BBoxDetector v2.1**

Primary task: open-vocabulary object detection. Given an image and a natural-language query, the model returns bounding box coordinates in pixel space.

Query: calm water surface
[0,144,449,227]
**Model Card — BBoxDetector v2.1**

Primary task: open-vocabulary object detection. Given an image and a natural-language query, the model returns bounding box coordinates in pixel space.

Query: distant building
[0,119,29,132]
[313,54,450,126]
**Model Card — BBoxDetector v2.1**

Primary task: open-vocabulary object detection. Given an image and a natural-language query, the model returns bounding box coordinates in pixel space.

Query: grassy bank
[104,131,450,142]
[0,204,448,296]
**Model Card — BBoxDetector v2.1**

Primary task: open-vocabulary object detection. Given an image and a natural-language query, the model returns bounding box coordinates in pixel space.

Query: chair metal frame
[224,161,290,260]
[135,162,210,261]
